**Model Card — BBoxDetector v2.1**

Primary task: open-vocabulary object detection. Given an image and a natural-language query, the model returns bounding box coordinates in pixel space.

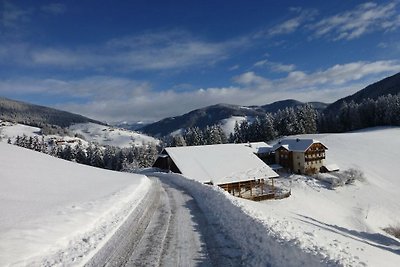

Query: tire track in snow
[84,180,162,267]
[86,176,243,266]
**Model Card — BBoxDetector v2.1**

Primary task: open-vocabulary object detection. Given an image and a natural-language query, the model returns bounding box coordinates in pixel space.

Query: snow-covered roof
[164,144,278,185]
[242,142,272,154]
[272,138,327,152]
[323,163,340,172]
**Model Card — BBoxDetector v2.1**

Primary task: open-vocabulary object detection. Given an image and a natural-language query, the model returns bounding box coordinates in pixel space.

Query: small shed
[320,163,340,173]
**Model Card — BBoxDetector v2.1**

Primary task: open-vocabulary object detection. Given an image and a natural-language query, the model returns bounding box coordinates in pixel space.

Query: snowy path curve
[85,176,242,266]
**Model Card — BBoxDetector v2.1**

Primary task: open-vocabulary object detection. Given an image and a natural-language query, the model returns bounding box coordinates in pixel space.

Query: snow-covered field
[241,127,400,266]
[69,122,159,147]
[2,125,399,266]
[0,122,41,142]
[0,143,151,266]
[150,127,400,266]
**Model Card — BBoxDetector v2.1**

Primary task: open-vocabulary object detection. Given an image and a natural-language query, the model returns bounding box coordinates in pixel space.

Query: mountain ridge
[139,100,328,136]
[0,97,104,128]
[325,72,400,113]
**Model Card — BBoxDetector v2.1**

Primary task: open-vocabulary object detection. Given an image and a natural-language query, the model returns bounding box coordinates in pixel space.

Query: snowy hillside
[0,121,159,148]
[69,122,159,147]
[0,143,151,266]
[149,127,400,266]
[0,122,41,141]
[239,127,400,266]
[220,116,247,135]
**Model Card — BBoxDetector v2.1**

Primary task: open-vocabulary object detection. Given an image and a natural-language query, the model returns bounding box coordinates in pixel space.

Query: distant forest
[11,135,158,171]
[171,94,400,145]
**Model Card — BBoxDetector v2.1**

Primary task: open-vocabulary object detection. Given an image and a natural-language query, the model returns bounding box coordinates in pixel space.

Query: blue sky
[1,0,400,122]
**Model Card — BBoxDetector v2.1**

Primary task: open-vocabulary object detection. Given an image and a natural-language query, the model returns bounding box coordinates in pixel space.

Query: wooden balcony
[305,156,325,162]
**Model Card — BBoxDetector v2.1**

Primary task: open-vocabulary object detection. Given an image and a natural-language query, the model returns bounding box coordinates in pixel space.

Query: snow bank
[0,143,151,266]
[151,172,329,267]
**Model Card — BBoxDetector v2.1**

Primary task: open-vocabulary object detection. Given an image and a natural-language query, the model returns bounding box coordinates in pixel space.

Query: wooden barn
[153,144,280,200]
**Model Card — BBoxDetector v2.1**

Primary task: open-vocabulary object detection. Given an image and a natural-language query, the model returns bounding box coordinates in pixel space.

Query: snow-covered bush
[315,168,365,189]
[340,168,366,183]
[384,225,400,239]
[314,173,343,188]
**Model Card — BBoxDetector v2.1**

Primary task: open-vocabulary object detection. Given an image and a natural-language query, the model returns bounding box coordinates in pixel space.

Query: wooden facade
[218,178,287,201]
[275,141,327,175]
[304,143,327,174]
[152,150,182,173]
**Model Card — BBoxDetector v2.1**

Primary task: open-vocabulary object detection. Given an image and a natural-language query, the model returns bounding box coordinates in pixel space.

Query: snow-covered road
[85,176,242,267]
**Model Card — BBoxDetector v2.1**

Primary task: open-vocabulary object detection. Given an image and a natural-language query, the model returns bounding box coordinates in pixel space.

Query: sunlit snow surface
[238,127,400,266]
[2,126,400,266]
[152,127,400,266]
[0,143,150,266]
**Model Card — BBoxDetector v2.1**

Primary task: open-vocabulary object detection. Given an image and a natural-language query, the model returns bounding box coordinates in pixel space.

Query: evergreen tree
[74,141,87,164]
[296,104,317,134]
[260,113,277,141]
[171,134,186,147]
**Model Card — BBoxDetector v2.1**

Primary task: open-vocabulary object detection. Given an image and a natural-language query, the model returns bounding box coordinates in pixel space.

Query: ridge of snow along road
[0,142,151,266]
[151,172,329,267]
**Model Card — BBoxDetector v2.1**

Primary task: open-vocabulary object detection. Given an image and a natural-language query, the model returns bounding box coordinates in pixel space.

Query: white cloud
[310,1,400,40]
[266,8,317,36]
[253,59,296,73]
[229,64,240,71]
[1,60,397,122]
[241,60,400,92]
[259,2,400,41]
[1,1,32,30]
[41,3,66,15]
[0,30,247,71]
[234,71,272,89]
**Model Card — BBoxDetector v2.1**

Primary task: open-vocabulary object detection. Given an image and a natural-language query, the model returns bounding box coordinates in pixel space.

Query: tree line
[12,134,158,171]
[169,104,318,146]
[166,94,400,146]
[319,94,400,132]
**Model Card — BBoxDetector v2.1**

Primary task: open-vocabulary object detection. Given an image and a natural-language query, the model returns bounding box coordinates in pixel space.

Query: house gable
[273,138,328,174]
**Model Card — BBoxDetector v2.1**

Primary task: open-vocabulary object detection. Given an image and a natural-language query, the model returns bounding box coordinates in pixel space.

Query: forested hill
[139,101,327,137]
[325,72,400,113]
[0,97,103,128]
